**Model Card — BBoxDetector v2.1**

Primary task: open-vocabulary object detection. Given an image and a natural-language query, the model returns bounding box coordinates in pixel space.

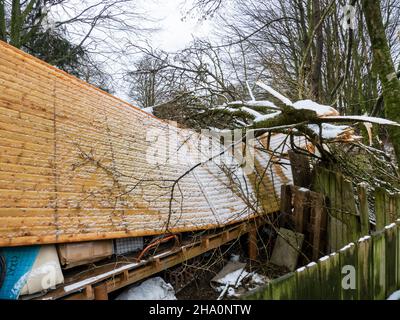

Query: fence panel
[372,230,386,299]
[318,253,341,299]
[244,221,400,300]
[339,243,358,300]
[385,224,397,296]
[357,236,373,300]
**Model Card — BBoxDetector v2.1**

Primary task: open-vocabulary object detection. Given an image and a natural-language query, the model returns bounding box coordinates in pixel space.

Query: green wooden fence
[245,219,400,300]
[314,167,400,252]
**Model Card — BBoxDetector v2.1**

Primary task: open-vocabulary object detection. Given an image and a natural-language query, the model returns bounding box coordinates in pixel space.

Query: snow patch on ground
[387,290,400,300]
[214,268,249,288]
[230,254,240,262]
[212,266,269,299]
[115,277,176,300]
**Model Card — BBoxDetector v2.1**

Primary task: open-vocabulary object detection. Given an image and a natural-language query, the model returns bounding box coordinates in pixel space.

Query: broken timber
[36,218,264,300]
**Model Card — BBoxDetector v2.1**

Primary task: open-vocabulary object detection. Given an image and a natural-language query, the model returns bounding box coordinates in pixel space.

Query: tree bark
[0,0,6,41]
[10,0,21,48]
[311,0,323,101]
[362,0,400,164]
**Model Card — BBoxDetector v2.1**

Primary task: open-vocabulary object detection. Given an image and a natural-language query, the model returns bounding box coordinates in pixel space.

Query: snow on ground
[387,290,400,300]
[214,268,250,289]
[115,277,177,300]
[212,265,269,299]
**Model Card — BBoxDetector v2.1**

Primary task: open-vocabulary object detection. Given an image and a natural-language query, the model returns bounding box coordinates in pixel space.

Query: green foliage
[24,29,84,76]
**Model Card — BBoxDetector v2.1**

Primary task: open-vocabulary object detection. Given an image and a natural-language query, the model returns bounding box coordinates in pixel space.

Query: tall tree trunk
[311,0,323,101]
[0,0,6,41]
[10,0,21,48]
[362,0,400,163]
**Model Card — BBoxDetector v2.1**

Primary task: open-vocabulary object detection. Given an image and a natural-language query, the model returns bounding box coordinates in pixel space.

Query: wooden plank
[243,283,272,300]
[375,187,386,231]
[328,170,338,252]
[310,192,327,260]
[93,284,108,300]
[279,184,292,228]
[293,188,309,233]
[397,219,400,291]
[288,150,311,187]
[395,194,400,219]
[83,285,94,300]
[318,253,341,299]
[385,223,397,296]
[342,179,360,243]
[270,272,297,300]
[357,183,370,236]
[372,230,386,299]
[248,228,258,260]
[357,235,373,300]
[295,262,320,300]
[38,219,263,300]
[335,172,347,248]
[339,243,357,300]
[0,38,287,247]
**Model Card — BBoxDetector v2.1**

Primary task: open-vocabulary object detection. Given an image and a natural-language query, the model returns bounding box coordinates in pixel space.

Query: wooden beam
[358,183,370,236]
[94,284,108,301]
[293,188,309,234]
[279,184,292,228]
[310,192,327,260]
[38,218,265,300]
[248,228,258,261]
[288,150,311,188]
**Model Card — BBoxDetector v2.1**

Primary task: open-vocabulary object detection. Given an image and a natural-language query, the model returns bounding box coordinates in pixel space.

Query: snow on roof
[0,42,292,246]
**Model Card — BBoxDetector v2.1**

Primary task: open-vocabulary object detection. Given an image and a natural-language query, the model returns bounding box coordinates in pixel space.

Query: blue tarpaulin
[0,246,40,300]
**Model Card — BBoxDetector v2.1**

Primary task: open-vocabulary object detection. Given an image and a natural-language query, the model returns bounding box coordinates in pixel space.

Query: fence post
[396,219,400,291]
[328,170,338,252]
[318,253,341,299]
[288,150,311,188]
[357,235,373,299]
[270,272,297,300]
[335,172,347,247]
[375,188,387,231]
[342,179,360,243]
[310,192,327,260]
[372,230,386,299]
[243,282,272,300]
[293,188,309,234]
[385,223,397,297]
[395,194,400,219]
[279,184,292,227]
[357,183,370,236]
[339,243,357,300]
[295,262,320,300]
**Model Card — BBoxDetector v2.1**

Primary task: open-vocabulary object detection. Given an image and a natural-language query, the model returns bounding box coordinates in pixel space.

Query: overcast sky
[50,0,216,102]
[143,0,213,52]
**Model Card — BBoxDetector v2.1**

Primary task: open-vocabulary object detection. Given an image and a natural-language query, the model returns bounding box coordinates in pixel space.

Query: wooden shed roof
[0,41,294,247]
